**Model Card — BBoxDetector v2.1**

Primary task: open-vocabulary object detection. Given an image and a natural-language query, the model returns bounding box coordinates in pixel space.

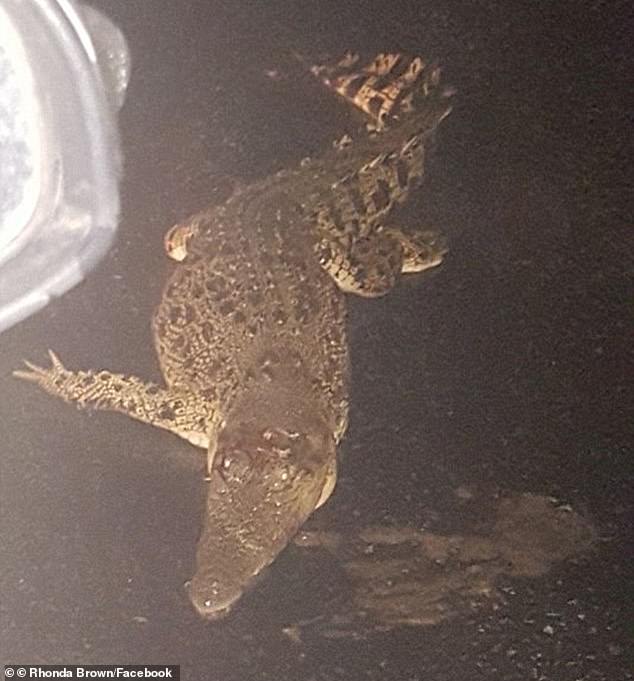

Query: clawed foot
[164,222,199,262]
[388,229,448,273]
[15,351,218,444]
[13,349,69,392]
[13,350,111,409]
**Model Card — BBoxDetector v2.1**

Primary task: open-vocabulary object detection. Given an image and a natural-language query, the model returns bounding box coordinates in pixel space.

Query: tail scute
[306,51,453,131]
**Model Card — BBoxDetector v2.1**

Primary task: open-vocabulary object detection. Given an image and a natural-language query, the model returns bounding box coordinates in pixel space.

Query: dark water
[1,1,631,679]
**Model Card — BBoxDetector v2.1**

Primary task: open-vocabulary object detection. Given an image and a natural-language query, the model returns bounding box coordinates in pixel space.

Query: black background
[1,1,631,679]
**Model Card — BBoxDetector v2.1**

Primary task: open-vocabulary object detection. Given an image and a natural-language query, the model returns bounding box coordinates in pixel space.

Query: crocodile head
[188,375,336,619]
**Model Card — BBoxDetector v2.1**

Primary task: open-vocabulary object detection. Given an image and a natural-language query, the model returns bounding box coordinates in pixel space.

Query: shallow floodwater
[1,1,631,679]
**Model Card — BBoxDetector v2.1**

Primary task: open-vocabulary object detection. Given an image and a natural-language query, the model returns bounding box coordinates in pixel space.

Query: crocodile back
[152,193,349,439]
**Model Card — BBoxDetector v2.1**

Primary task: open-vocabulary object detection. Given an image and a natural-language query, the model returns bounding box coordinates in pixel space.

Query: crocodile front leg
[318,226,447,297]
[14,350,217,448]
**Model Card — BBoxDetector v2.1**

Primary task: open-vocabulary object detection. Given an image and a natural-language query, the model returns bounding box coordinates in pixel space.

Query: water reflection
[289,491,597,638]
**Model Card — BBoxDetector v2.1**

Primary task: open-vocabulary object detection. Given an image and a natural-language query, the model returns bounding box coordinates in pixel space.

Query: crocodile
[14,52,452,618]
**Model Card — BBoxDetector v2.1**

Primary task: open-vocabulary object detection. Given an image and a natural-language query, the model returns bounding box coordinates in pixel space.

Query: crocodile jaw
[188,394,336,618]
[189,458,329,618]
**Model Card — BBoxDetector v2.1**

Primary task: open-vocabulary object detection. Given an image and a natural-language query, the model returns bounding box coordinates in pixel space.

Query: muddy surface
[291,491,598,637]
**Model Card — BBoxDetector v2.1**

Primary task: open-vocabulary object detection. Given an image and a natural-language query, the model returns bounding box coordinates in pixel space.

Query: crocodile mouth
[188,422,334,619]
[189,593,233,621]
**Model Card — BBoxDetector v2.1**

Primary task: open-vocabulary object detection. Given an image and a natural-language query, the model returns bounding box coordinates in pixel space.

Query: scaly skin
[15,52,452,618]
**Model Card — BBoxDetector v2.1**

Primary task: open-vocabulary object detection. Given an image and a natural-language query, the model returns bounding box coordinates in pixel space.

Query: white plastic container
[0,0,130,332]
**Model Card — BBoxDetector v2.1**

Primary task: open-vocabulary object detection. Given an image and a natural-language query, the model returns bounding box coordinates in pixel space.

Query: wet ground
[1,1,631,679]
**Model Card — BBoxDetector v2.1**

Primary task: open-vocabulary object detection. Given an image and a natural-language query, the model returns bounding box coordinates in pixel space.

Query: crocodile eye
[219,448,251,485]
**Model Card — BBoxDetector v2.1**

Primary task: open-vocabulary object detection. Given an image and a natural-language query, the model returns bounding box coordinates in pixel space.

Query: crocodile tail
[308,51,454,132]
[316,73,451,232]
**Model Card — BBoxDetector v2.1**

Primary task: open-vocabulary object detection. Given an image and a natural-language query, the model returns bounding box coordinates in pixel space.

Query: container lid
[0,0,129,332]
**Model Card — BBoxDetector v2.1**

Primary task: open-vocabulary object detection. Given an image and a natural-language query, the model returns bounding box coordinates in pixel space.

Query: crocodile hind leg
[164,221,198,262]
[14,350,217,449]
[318,226,447,297]
[385,227,447,273]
